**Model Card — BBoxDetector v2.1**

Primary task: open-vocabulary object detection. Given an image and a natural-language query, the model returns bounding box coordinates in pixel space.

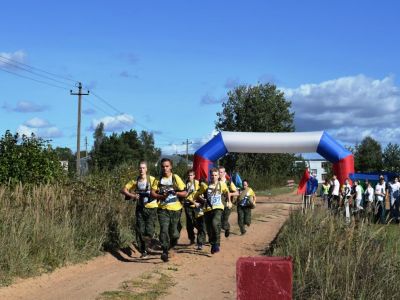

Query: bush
[0,131,65,184]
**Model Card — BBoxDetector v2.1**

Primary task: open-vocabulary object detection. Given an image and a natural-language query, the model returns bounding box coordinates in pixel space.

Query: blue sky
[1,0,400,155]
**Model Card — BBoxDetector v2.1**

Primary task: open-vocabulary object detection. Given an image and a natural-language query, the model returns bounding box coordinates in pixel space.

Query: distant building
[295,159,329,183]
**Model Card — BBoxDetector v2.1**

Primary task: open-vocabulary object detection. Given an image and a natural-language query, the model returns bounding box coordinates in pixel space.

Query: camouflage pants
[195,215,206,245]
[135,206,157,253]
[204,209,223,247]
[184,205,196,242]
[237,205,252,234]
[158,208,182,251]
[221,206,231,231]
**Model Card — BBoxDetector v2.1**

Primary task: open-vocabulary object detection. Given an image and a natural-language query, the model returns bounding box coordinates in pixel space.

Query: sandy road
[0,193,300,300]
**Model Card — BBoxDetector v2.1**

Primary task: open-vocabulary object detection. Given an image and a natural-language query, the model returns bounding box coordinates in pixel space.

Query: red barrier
[237,256,292,300]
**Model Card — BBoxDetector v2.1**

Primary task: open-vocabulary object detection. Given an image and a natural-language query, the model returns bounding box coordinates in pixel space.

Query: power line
[0,57,74,88]
[0,66,70,91]
[0,54,192,147]
[0,54,77,83]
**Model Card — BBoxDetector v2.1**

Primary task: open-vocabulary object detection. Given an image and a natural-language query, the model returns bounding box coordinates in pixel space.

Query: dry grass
[0,173,135,286]
[268,208,400,299]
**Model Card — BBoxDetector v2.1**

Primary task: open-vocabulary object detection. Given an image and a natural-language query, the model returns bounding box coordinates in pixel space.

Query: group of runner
[121,158,256,262]
[320,174,400,224]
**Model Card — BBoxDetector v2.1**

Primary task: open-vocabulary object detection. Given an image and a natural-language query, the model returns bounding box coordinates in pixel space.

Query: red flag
[297,168,311,194]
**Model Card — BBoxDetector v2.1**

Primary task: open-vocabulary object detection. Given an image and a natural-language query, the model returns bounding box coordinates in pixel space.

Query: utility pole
[85,136,88,157]
[182,139,193,166]
[70,82,89,176]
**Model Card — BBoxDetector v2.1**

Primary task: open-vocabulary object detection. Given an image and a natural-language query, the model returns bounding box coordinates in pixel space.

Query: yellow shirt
[125,175,158,209]
[198,181,229,211]
[151,173,186,211]
[238,187,256,206]
[221,179,237,192]
[185,179,200,207]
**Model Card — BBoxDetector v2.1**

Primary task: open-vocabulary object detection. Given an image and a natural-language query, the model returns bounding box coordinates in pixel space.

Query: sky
[1,0,400,156]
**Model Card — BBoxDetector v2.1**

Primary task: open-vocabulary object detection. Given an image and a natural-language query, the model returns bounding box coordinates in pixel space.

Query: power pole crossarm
[70,82,89,177]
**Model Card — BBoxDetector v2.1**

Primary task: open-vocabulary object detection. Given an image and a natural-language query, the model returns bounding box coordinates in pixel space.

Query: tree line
[2,82,396,185]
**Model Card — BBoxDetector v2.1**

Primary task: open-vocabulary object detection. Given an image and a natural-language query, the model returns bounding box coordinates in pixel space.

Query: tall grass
[268,208,400,299]
[0,170,136,286]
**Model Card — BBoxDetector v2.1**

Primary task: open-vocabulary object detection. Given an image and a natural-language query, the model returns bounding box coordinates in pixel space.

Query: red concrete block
[237,256,292,300]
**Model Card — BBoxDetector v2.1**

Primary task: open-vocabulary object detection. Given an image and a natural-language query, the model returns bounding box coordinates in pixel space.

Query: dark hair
[242,179,249,185]
[160,158,173,167]
[187,169,195,175]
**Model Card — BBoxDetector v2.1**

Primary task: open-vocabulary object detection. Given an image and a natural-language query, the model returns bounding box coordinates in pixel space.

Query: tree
[354,136,383,172]
[0,130,64,184]
[383,143,400,173]
[215,83,296,184]
[89,123,161,171]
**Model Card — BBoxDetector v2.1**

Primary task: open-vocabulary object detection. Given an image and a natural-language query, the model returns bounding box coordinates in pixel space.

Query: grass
[257,185,297,197]
[98,270,175,300]
[267,208,400,299]
[0,171,136,286]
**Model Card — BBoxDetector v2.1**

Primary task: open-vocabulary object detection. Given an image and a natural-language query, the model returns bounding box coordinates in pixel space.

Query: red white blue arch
[194,131,354,184]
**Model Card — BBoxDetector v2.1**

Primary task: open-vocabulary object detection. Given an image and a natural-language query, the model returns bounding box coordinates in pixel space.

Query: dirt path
[0,193,300,300]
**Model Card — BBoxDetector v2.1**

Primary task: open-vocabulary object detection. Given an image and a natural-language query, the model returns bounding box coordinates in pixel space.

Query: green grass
[98,271,175,300]
[267,208,400,299]
[257,185,297,197]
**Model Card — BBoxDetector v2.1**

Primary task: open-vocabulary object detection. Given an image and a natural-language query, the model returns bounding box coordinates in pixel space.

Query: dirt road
[0,193,300,300]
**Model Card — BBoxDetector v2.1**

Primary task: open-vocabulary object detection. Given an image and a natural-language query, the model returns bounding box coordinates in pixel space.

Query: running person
[218,166,239,238]
[237,179,256,235]
[121,161,157,258]
[151,158,187,262]
[198,168,231,254]
[183,169,200,245]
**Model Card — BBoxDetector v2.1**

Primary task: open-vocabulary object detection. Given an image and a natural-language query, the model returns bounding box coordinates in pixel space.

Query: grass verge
[267,208,400,299]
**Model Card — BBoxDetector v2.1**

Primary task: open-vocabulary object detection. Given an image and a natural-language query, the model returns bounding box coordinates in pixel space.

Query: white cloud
[0,50,27,70]
[283,74,400,145]
[24,117,50,128]
[17,124,63,139]
[12,100,48,113]
[91,114,134,132]
[17,125,37,137]
[40,127,63,138]
[161,130,219,155]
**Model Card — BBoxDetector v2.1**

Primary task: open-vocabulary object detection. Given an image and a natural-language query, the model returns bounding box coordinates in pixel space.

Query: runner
[236,179,256,235]
[151,158,187,262]
[197,168,231,254]
[120,161,157,258]
[183,169,200,245]
[218,166,239,238]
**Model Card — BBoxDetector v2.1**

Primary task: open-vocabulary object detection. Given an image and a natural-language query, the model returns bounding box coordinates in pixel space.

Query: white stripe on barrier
[221,131,324,154]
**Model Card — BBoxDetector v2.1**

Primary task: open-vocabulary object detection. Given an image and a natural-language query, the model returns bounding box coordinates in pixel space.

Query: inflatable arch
[193,131,354,184]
